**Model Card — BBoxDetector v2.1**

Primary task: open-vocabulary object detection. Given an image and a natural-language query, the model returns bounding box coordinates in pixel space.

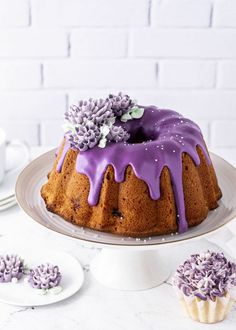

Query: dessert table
[0,147,236,330]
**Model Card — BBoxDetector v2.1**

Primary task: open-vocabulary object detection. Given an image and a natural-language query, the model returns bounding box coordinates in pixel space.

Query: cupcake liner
[175,287,236,323]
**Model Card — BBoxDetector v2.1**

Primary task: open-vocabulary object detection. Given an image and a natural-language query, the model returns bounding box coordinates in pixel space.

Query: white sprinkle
[121,238,124,241]
[156,145,159,148]
[171,233,174,236]
[180,120,183,123]
[155,159,158,162]
[143,239,147,243]
[162,238,165,241]
[145,148,148,151]
[148,237,152,240]
[173,150,175,153]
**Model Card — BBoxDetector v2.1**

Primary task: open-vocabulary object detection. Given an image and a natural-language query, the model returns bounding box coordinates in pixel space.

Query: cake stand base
[90,249,170,290]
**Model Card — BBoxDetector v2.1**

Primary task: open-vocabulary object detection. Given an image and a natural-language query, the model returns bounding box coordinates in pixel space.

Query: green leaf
[36,289,47,295]
[49,286,63,295]
[130,107,144,119]
[120,113,132,122]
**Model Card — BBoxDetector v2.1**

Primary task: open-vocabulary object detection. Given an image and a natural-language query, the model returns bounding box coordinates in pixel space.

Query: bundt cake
[41,92,222,237]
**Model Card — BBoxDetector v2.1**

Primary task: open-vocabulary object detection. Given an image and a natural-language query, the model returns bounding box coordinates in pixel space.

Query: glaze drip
[56,107,210,233]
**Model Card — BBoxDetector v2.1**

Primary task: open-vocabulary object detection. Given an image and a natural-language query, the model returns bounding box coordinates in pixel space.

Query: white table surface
[0,147,236,330]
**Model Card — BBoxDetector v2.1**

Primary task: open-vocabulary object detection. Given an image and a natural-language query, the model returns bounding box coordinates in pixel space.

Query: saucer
[0,247,84,307]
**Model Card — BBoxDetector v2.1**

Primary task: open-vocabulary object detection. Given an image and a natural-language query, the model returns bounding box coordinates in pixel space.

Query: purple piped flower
[0,255,24,283]
[65,98,114,126]
[28,263,62,290]
[64,92,143,152]
[68,122,102,152]
[172,251,236,301]
[108,92,135,117]
[107,125,130,143]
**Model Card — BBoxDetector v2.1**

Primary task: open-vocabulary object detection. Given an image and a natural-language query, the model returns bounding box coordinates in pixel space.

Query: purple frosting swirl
[172,251,236,301]
[0,255,24,282]
[64,93,138,151]
[108,92,134,116]
[28,263,62,290]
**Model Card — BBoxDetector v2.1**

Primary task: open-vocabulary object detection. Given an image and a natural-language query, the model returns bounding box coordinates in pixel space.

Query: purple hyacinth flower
[172,250,236,301]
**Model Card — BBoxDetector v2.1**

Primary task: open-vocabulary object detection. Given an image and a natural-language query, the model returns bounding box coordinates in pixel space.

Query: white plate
[0,247,84,307]
[15,150,236,248]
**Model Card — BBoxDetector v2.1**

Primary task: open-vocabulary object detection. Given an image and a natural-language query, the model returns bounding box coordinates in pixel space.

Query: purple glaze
[56,106,210,233]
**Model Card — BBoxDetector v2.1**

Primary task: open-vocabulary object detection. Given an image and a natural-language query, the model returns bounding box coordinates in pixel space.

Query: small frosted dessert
[28,263,62,295]
[0,255,24,283]
[172,251,236,323]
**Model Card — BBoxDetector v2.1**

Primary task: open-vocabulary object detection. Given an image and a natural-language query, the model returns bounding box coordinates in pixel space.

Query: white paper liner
[174,287,236,323]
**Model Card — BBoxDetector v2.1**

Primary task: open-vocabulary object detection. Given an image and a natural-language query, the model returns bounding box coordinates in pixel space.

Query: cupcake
[172,251,236,323]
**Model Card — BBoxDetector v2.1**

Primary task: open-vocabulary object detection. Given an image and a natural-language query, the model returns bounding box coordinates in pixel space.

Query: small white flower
[11,277,18,284]
[98,138,107,148]
[100,125,110,137]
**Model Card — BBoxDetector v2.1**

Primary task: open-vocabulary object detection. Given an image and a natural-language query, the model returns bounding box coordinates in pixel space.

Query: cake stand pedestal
[15,150,236,291]
[89,230,234,290]
[90,249,170,290]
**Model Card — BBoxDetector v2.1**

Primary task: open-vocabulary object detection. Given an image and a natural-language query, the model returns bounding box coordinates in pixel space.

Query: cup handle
[5,139,31,173]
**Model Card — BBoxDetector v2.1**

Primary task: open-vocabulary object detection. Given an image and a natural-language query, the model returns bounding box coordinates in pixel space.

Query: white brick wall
[0,61,41,89]
[151,0,212,27]
[0,0,29,27]
[159,61,216,88]
[71,30,127,58]
[0,30,68,58]
[0,0,235,159]
[130,29,236,58]
[44,60,157,88]
[213,0,236,27]
[217,61,236,88]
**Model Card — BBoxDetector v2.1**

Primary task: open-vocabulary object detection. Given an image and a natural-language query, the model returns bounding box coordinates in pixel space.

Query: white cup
[0,128,30,185]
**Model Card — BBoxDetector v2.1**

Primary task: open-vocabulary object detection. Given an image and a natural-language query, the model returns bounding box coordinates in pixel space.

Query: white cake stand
[15,150,236,290]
